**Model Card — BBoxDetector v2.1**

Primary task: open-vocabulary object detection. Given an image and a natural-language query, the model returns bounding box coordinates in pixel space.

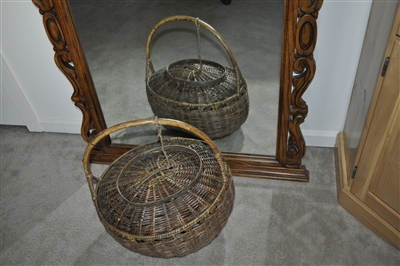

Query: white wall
[1,0,81,133]
[302,0,373,147]
[1,0,373,147]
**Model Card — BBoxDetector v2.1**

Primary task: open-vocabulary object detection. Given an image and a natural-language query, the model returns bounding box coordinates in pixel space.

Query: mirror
[32,0,323,182]
[68,0,283,156]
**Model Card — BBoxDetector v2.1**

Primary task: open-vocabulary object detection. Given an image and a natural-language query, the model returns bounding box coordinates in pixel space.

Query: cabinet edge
[335,132,400,250]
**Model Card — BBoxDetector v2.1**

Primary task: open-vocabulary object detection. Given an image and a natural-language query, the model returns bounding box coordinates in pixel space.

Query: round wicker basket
[146,16,249,139]
[83,118,235,258]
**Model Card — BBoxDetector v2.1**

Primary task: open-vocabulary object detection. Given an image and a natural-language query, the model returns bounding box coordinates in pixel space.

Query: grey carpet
[1,125,399,265]
[68,0,282,156]
[2,1,399,265]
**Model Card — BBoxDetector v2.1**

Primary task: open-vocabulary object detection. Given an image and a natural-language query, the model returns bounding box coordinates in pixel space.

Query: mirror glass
[69,0,283,156]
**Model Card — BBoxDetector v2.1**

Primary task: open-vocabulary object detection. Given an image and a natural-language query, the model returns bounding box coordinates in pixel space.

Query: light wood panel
[336,3,400,249]
[350,38,400,200]
[335,149,400,249]
[342,1,398,180]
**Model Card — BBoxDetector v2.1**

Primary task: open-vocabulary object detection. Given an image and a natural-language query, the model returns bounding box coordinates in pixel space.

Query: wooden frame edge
[32,0,323,182]
[90,144,309,182]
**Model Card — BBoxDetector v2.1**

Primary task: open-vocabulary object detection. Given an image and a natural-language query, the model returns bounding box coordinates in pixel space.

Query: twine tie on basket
[195,17,203,72]
[188,17,203,81]
[155,116,171,168]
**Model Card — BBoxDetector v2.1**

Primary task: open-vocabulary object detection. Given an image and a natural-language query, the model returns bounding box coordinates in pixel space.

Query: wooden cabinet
[335,3,399,249]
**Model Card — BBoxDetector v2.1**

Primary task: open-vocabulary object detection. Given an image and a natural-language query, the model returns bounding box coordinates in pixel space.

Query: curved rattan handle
[83,117,228,201]
[145,15,244,85]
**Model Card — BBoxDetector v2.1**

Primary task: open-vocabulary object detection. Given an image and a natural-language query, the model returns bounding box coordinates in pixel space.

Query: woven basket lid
[148,59,240,104]
[95,138,224,237]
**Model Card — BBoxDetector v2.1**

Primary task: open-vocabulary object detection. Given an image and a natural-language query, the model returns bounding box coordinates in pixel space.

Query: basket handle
[145,15,244,88]
[83,117,228,201]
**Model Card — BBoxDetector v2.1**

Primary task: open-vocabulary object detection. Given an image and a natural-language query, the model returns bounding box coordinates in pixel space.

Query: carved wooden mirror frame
[33,0,323,182]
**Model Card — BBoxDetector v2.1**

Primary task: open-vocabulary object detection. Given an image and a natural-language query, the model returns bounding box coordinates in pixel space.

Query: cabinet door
[342,2,398,183]
[364,109,399,231]
[350,26,400,231]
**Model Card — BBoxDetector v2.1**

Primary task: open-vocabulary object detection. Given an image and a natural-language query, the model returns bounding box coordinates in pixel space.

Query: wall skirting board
[37,119,81,134]
[1,51,337,146]
[34,126,340,147]
[1,53,81,134]
[303,130,338,148]
[2,49,337,146]
[1,54,42,132]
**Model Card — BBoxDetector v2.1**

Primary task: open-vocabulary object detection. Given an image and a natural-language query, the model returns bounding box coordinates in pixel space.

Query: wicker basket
[145,15,249,139]
[83,118,235,258]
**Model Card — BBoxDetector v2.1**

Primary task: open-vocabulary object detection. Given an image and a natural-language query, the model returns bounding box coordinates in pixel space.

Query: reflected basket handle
[145,15,244,93]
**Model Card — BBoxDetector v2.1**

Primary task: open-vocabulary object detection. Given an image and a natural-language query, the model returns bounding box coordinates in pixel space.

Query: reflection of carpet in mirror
[69,0,283,156]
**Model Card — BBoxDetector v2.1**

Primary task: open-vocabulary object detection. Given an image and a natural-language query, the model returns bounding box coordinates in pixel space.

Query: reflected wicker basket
[145,15,249,139]
[83,117,235,258]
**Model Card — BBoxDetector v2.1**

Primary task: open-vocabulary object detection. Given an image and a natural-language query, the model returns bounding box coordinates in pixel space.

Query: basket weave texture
[146,16,249,139]
[83,118,235,258]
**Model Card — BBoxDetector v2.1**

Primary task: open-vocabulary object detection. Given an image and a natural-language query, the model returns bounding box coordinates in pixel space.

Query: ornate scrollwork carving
[287,0,323,165]
[32,0,97,142]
